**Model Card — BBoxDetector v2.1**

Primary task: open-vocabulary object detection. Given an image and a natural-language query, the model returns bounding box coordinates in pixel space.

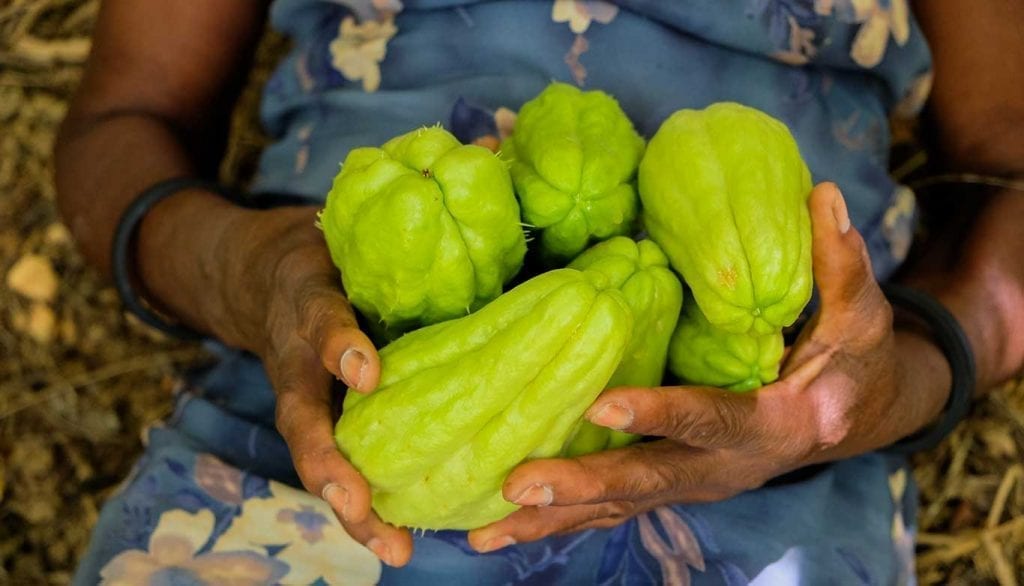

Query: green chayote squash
[668,299,784,392]
[334,268,633,530]
[502,82,645,262]
[639,102,813,335]
[321,126,527,337]
[562,237,684,456]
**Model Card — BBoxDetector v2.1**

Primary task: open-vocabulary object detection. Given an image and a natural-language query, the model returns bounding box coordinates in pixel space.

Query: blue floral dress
[76,1,933,584]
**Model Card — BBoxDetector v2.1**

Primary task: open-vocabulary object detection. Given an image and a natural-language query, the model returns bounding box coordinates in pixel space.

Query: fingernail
[340,348,368,390]
[588,403,633,430]
[831,187,851,234]
[478,535,516,553]
[513,483,553,506]
[321,483,351,522]
[367,538,394,566]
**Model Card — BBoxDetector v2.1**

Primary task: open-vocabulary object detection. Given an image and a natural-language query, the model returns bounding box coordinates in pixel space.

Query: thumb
[296,284,382,394]
[809,182,882,322]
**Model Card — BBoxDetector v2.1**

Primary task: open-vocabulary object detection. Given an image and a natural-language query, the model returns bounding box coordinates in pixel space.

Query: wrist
[877,282,977,455]
[214,204,325,353]
[888,328,953,441]
[135,188,252,345]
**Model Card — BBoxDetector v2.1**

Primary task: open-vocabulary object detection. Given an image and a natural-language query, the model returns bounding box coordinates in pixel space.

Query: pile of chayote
[321,86,813,530]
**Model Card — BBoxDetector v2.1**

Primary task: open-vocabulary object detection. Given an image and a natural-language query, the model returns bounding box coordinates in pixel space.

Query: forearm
[908,0,1024,393]
[55,111,325,350]
[54,108,242,340]
[907,188,1024,393]
[54,0,275,347]
[55,110,206,273]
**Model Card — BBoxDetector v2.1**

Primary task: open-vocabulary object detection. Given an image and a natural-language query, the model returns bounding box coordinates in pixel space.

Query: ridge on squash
[502,83,645,263]
[639,102,812,336]
[321,126,527,339]
[335,268,634,530]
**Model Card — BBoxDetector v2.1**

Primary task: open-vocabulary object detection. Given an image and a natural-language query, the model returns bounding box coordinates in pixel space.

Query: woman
[57,1,1023,583]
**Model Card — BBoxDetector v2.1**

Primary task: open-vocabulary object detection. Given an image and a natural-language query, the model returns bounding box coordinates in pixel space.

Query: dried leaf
[22,301,56,344]
[980,427,1018,459]
[6,253,59,302]
[43,222,71,246]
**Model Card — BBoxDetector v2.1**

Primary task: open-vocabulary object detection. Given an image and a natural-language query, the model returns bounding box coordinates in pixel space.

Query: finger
[341,513,415,568]
[468,501,638,553]
[808,182,886,322]
[501,441,754,509]
[296,282,381,393]
[271,338,373,525]
[271,339,413,566]
[583,385,767,449]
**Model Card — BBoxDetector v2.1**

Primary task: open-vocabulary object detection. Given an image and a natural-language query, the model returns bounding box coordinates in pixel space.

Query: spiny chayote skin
[334,269,633,530]
[321,126,527,337]
[668,299,784,392]
[639,102,813,335]
[562,237,684,456]
[502,82,645,262]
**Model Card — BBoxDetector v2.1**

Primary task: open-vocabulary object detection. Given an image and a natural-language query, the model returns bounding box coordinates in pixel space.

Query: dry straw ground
[1,1,1021,584]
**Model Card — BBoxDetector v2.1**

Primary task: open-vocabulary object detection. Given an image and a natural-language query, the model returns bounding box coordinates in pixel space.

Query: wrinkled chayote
[562,237,683,456]
[334,268,633,530]
[639,102,813,335]
[321,126,527,337]
[668,299,784,392]
[502,82,645,262]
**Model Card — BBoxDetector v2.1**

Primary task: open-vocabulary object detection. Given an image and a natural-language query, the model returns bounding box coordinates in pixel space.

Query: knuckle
[709,398,749,445]
[597,501,635,524]
[274,391,302,435]
[291,444,344,486]
[293,444,340,467]
[659,457,699,492]
[663,410,704,441]
[573,460,612,502]
[669,397,748,447]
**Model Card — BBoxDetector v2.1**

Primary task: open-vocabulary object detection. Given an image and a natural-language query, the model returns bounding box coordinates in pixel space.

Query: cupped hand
[467,183,952,553]
[220,205,413,566]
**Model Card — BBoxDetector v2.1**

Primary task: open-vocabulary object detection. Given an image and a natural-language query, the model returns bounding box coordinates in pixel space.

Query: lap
[75,372,916,585]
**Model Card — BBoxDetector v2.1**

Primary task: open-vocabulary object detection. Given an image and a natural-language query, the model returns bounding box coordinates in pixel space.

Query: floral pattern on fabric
[214,481,381,585]
[431,529,600,582]
[881,186,917,262]
[750,0,912,68]
[99,509,288,586]
[893,70,933,118]
[96,451,380,586]
[296,0,402,94]
[814,0,910,67]
[637,507,706,585]
[889,468,916,584]
[449,97,516,152]
[194,453,245,505]
[551,0,619,85]
[747,0,822,65]
[552,0,619,34]
[599,507,748,585]
[329,13,398,92]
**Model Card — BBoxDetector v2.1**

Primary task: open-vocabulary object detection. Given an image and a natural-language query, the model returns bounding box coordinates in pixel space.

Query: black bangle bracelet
[881,282,976,455]
[112,177,238,341]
